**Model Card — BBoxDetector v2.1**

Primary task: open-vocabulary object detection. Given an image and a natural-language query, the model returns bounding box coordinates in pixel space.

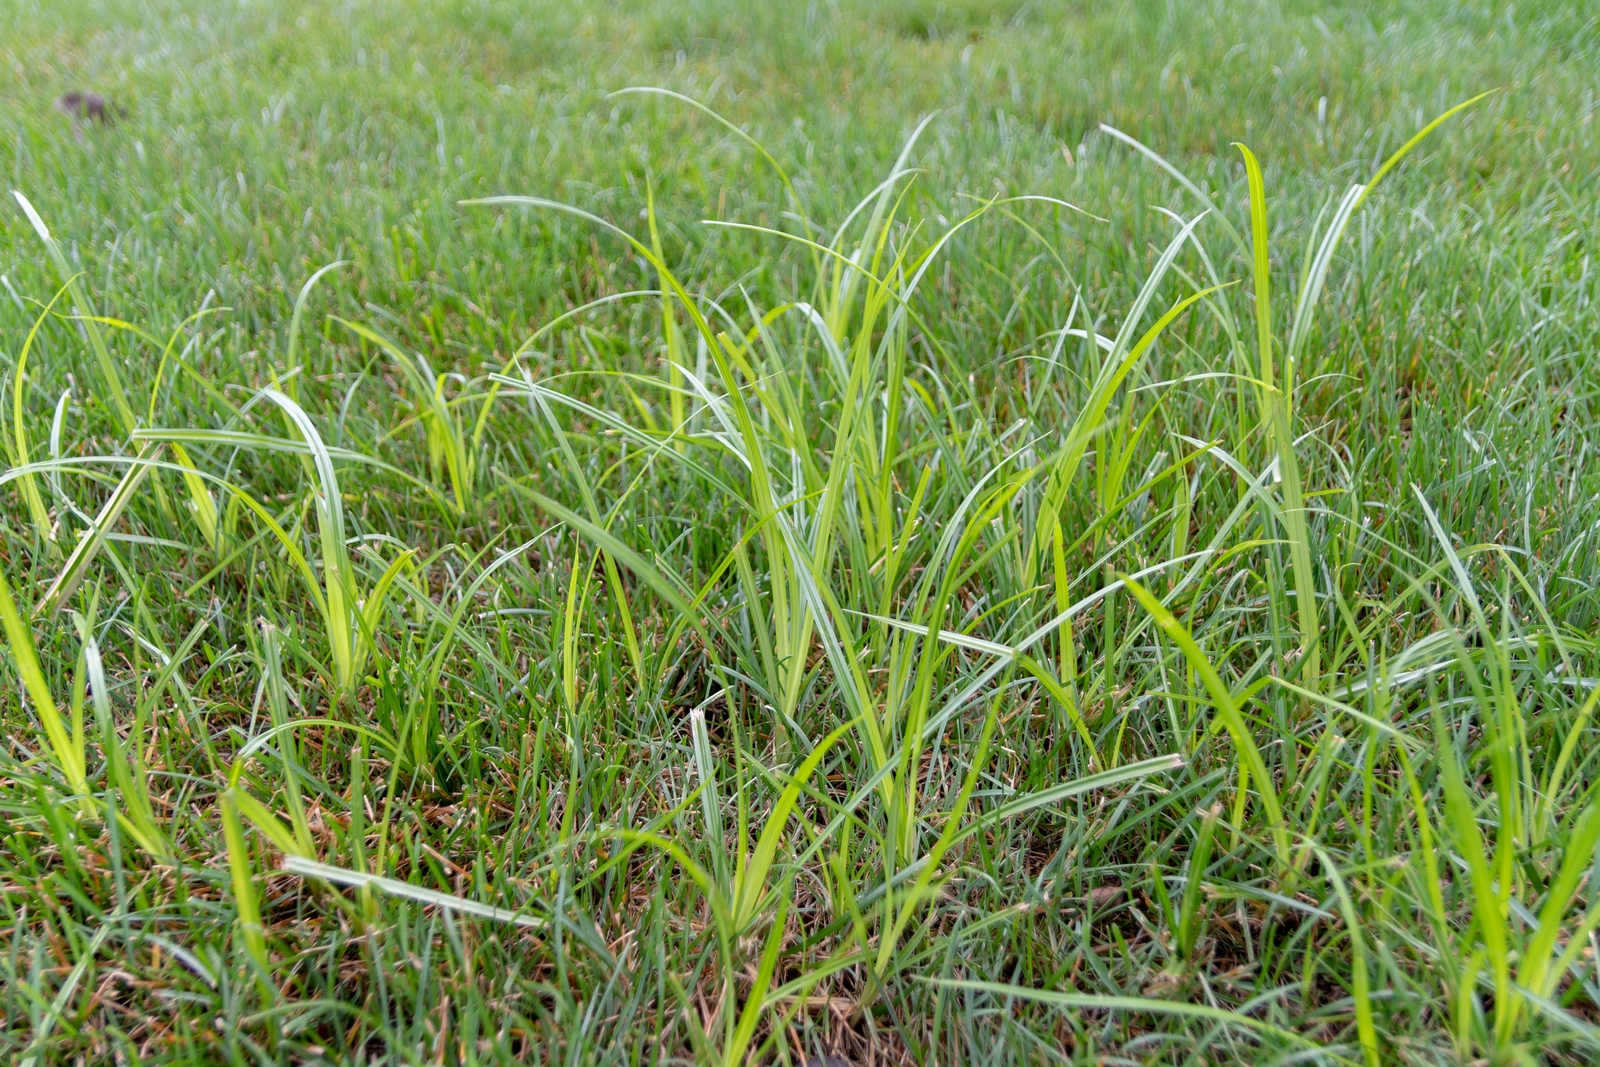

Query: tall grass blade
[11,191,137,436]
[1122,575,1289,866]
[0,559,89,804]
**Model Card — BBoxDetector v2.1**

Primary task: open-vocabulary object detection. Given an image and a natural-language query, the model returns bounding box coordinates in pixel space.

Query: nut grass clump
[4,2,1600,1064]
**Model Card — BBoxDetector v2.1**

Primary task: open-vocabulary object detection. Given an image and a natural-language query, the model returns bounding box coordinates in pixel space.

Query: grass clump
[4,1,1600,1064]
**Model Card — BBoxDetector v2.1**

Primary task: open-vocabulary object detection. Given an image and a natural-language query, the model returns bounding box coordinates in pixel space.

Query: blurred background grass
[3,0,1592,341]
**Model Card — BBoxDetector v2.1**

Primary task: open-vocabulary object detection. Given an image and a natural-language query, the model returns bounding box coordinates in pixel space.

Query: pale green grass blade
[36,443,158,617]
[924,978,1332,1054]
[285,261,347,380]
[11,191,136,435]
[8,281,73,536]
[289,856,545,929]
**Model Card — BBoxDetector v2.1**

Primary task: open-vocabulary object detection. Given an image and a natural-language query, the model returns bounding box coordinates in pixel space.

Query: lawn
[3,0,1600,1063]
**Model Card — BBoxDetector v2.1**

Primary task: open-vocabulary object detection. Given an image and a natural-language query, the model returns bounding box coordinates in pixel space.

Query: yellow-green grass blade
[1122,575,1290,867]
[12,191,136,436]
[35,444,159,617]
[0,562,89,803]
[9,280,73,537]
[1236,142,1320,685]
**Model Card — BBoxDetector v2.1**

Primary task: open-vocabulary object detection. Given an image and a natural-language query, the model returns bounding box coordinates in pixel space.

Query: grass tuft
[4,1,1600,1062]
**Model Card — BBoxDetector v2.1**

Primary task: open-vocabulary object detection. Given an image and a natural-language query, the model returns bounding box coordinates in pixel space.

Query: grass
[3,0,1600,1062]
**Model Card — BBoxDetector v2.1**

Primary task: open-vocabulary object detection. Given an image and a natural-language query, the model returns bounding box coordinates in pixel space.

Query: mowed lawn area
[3,0,1599,1063]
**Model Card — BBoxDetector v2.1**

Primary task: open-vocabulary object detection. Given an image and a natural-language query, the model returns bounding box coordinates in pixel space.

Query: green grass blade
[0,555,88,801]
[11,191,136,436]
[1122,575,1289,867]
[36,443,159,617]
